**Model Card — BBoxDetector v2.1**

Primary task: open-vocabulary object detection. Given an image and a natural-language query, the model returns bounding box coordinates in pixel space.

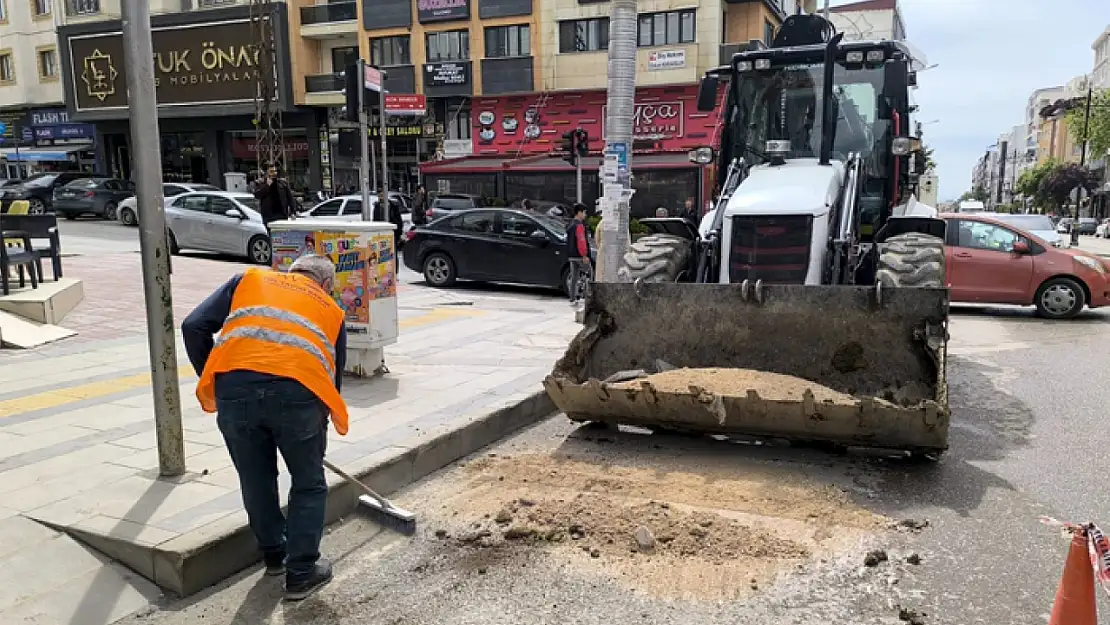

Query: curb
[58,390,556,597]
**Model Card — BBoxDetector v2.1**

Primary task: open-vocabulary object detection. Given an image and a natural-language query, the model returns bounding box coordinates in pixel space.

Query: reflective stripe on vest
[224,305,336,362]
[214,326,335,377]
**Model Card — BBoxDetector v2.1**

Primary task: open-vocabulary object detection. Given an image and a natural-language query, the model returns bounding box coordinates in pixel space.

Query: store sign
[423,62,469,87]
[29,108,96,141]
[0,111,31,146]
[385,94,427,116]
[602,101,684,139]
[417,0,469,23]
[647,49,686,71]
[66,18,266,111]
[443,139,472,158]
[231,138,310,160]
[368,124,435,138]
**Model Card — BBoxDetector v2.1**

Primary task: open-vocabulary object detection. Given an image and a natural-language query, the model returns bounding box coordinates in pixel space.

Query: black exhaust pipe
[819,32,844,166]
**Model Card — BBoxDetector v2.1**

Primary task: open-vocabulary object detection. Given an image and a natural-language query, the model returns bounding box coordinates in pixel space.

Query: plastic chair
[6,200,29,215]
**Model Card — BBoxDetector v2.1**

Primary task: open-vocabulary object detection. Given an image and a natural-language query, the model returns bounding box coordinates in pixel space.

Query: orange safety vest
[195,267,351,435]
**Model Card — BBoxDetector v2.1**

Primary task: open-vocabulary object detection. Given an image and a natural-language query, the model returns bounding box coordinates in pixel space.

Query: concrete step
[0,515,160,625]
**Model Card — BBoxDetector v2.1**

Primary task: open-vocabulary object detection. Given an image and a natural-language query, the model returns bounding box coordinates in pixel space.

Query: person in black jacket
[253,164,298,231]
[387,196,404,269]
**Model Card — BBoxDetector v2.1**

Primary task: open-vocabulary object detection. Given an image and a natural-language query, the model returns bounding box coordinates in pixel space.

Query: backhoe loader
[543,14,951,457]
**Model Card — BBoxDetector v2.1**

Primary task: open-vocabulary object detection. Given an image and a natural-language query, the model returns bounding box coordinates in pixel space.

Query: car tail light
[405,230,417,241]
[84,191,95,198]
[426,207,433,218]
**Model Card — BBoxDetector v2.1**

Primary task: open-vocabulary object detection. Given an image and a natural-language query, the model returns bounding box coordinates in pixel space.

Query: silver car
[300,193,413,234]
[165,191,272,264]
[992,214,1065,248]
[117,182,221,226]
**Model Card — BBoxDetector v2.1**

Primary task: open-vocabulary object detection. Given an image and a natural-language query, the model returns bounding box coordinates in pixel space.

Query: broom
[323,458,417,535]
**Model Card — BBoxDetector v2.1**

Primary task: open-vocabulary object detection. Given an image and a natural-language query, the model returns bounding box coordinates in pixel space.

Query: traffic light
[575,128,589,158]
[561,130,577,166]
[342,62,360,123]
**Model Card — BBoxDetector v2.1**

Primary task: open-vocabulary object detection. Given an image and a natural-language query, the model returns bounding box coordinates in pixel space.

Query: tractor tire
[876,232,946,289]
[616,234,693,283]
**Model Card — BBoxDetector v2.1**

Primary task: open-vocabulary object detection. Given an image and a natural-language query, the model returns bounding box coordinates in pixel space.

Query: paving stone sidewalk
[0,251,579,623]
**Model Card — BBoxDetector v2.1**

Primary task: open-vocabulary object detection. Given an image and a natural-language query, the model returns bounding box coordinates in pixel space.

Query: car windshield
[23,174,58,188]
[730,60,888,166]
[994,215,1054,232]
[434,197,476,209]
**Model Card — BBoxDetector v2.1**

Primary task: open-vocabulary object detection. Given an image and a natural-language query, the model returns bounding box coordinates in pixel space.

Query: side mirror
[1012,241,1031,255]
[224,209,244,219]
[529,230,550,243]
[696,74,719,112]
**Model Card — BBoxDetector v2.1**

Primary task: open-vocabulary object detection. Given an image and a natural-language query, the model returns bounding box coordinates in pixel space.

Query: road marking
[0,307,487,419]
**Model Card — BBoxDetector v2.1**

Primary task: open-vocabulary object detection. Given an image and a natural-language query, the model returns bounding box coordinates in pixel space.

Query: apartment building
[1094,24,1110,91]
[417,0,795,214]
[828,0,905,42]
[55,1,346,192]
[0,0,100,178]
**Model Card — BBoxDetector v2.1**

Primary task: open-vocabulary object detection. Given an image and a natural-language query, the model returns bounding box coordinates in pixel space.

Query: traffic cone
[1049,528,1098,625]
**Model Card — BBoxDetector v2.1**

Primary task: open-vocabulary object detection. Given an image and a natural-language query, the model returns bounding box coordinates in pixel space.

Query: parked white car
[117,182,221,226]
[299,193,413,235]
[990,214,1066,248]
[1095,219,1110,238]
[165,191,272,264]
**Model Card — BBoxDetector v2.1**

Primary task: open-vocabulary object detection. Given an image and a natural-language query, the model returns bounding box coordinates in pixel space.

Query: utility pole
[356,59,372,221]
[598,0,637,282]
[121,0,184,477]
[1073,84,1093,246]
[823,0,830,19]
[378,70,390,222]
[996,140,1008,209]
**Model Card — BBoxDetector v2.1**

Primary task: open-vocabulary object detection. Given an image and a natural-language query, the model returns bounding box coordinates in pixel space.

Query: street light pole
[1072,84,1093,246]
[121,0,185,477]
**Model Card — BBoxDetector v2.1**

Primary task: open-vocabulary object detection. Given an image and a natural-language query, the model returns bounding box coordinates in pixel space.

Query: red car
[940,212,1110,319]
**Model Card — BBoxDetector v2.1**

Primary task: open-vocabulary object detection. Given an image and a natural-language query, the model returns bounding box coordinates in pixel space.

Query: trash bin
[267,218,399,377]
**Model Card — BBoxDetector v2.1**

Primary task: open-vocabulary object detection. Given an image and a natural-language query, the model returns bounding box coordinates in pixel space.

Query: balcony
[300,2,358,39]
[304,73,345,107]
[481,57,534,95]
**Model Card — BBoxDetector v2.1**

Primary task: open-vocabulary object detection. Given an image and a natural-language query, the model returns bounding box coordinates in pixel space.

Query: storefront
[420,84,719,216]
[0,108,98,179]
[58,4,327,193]
[326,109,443,194]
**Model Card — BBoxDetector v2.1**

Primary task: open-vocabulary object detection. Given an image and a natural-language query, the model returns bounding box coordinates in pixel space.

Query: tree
[1015,159,1058,211]
[1040,162,1100,211]
[1066,88,1110,160]
[922,144,936,170]
[957,186,988,203]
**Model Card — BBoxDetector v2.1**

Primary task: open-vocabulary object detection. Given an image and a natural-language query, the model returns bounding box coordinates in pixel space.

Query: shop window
[637,10,695,47]
[37,48,57,81]
[0,51,14,84]
[31,0,48,16]
[485,24,530,59]
[331,46,358,73]
[426,31,470,63]
[370,36,410,67]
[559,18,609,53]
[66,0,98,15]
[445,105,471,140]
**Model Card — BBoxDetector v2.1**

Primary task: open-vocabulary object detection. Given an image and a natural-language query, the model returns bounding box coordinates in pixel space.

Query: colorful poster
[315,232,370,324]
[270,229,314,271]
[367,233,397,300]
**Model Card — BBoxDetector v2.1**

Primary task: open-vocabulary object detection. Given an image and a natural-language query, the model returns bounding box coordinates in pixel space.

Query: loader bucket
[544,282,950,454]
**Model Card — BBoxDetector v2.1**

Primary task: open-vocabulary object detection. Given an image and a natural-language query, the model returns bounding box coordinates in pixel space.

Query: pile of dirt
[609,367,856,403]
[460,495,811,563]
[428,453,890,600]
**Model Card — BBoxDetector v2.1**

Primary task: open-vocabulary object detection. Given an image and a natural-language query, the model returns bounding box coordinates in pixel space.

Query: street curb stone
[55,390,556,597]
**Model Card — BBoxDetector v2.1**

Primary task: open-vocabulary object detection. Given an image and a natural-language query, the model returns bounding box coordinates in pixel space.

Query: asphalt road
[66,220,1110,623]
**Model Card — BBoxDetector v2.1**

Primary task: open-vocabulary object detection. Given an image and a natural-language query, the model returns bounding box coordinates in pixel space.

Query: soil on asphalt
[120,417,934,625]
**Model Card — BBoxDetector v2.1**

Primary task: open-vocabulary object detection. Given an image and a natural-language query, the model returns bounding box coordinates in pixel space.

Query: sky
[853,0,1108,201]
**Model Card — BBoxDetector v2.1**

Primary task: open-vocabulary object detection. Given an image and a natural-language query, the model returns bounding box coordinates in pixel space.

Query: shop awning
[0,145,90,162]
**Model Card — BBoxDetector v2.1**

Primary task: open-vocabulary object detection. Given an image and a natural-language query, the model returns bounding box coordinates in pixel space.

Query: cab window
[449,211,495,233]
[500,213,541,237]
[956,220,1023,253]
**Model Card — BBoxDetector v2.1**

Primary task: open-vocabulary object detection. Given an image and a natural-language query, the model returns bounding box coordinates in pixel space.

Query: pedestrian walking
[182,254,349,602]
[413,184,428,225]
[387,195,404,268]
[566,202,593,306]
[253,163,298,233]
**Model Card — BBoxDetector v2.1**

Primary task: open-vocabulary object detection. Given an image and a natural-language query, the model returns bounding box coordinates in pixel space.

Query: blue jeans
[215,373,328,579]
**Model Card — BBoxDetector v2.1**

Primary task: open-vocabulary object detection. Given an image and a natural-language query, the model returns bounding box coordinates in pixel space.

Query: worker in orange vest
[182,254,348,602]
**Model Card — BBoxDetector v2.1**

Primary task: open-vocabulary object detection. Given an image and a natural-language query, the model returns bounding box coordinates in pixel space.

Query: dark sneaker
[263,553,285,577]
[284,559,333,601]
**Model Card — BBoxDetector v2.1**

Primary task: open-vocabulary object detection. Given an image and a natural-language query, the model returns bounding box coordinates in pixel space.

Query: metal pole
[378,73,389,222]
[823,0,830,19]
[358,60,372,221]
[1073,85,1093,245]
[121,0,184,477]
[598,0,637,282]
[575,162,583,204]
